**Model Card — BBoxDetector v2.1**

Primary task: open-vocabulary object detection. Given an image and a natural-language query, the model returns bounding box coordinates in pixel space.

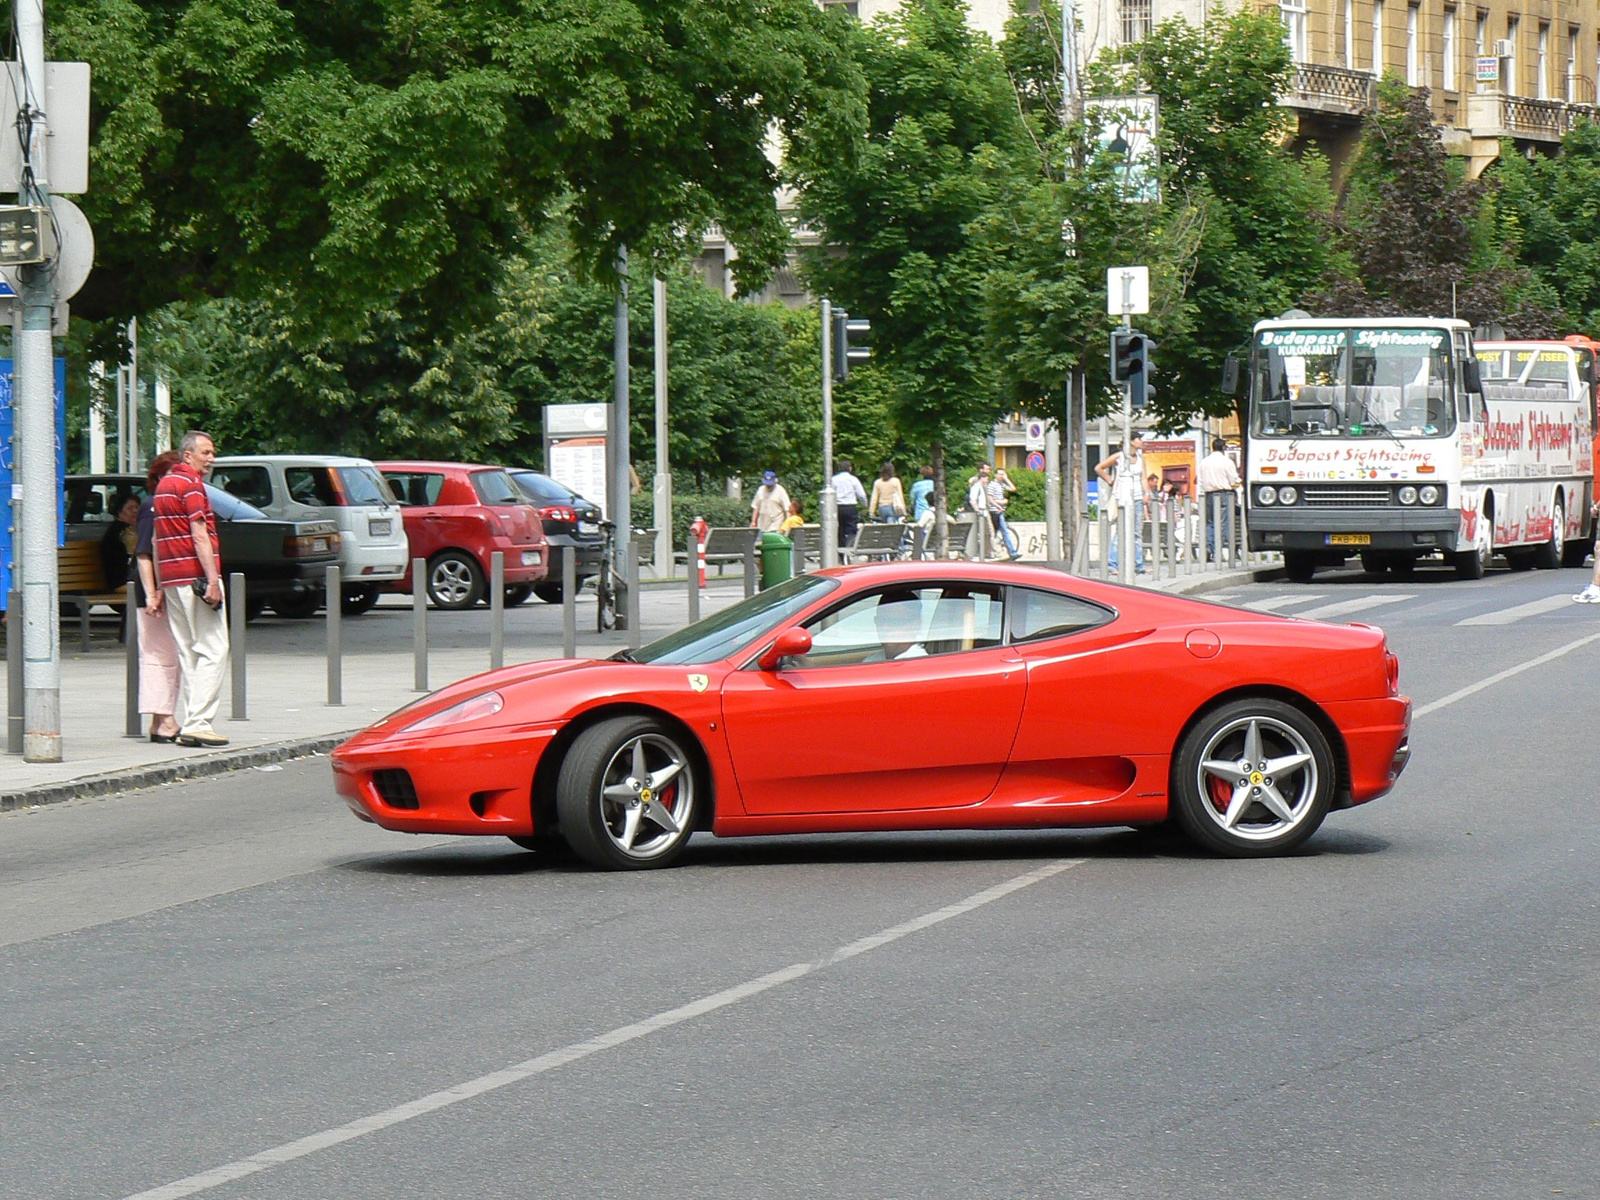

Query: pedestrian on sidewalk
[1197,437,1242,562]
[153,430,230,749]
[831,458,867,550]
[909,465,934,521]
[1574,499,1600,603]
[870,461,906,523]
[1098,433,1147,574]
[136,451,183,743]
[749,470,792,533]
[778,498,806,536]
[965,465,993,560]
[986,466,1021,560]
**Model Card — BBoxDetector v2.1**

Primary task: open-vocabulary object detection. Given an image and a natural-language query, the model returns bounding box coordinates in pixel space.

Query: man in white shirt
[749,470,792,533]
[831,458,868,549]
[1196,437,1242,561]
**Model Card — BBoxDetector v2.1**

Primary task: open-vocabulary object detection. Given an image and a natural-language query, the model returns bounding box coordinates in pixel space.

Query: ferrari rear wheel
[1172,698,1335,857]
[557,716,697,870]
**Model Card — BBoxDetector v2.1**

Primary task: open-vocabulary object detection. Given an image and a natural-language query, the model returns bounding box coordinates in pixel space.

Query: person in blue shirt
[909,465,935,521]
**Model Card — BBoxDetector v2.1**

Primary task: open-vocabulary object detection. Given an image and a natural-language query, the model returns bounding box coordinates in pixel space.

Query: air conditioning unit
[1493,39,1515,58]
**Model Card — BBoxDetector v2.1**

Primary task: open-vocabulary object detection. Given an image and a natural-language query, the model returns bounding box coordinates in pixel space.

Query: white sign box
[1,63,91,195]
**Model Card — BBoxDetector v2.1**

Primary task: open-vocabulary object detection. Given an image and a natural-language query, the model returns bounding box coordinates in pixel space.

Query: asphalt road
[4,559,1599,1199]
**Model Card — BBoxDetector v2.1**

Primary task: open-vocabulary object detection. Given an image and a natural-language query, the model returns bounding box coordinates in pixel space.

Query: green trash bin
[759,531,793,590]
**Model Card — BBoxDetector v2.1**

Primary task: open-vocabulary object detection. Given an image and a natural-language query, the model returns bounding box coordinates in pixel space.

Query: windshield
[1251,327,1457,439]
[631,575,838,665]
[472,470,525,506]
[205,484,267,521]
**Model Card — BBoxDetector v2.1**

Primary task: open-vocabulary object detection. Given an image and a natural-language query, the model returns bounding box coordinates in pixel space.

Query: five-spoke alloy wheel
[557,716,698,869]
[1172,698,1335,856]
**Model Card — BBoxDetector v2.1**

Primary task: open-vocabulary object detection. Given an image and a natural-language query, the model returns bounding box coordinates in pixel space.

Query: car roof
[212,454,379,467]
[373,460,502,474]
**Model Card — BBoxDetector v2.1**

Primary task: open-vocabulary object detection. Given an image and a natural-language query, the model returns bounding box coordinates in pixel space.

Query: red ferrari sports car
[332,563,1411,868]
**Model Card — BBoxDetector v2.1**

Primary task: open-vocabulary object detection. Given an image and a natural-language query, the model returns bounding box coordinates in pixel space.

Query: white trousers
[136,605,181,718]
[163,585,229,734]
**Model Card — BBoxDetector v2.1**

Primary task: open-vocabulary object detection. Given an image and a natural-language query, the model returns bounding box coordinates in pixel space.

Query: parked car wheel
[272,591,322,620]
[504,584,533,607]
[427,551,484,609]
[557,716,698,870]
[1171,698,1335,857]
[340,584,382,615]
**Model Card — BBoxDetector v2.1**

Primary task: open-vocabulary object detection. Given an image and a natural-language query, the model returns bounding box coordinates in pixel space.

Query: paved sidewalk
[1,566,1273,809]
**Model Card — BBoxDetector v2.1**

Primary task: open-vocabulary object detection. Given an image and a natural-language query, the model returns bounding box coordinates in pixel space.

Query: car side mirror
[1220,356,1241,396]
[758,626,812,670]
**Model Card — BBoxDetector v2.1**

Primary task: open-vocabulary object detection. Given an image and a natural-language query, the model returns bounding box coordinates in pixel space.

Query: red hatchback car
[333,562,1412,869]
[376,461,548,609]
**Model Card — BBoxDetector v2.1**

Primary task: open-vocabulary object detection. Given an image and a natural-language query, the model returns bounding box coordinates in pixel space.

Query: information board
[0,357,69,609]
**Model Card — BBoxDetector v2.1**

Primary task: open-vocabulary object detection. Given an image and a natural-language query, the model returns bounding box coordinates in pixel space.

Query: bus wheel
[1389,554,1417,578]
[1533,501,1563,570]
[1359,551,1386,574]
[1284,552,1316,583]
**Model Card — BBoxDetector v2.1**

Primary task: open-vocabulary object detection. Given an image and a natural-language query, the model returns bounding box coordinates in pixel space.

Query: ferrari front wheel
[1172,698,1335,857]
[557,716,697,870]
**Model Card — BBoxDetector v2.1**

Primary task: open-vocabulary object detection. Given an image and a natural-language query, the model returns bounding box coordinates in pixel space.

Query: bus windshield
[1251,327,1457,439]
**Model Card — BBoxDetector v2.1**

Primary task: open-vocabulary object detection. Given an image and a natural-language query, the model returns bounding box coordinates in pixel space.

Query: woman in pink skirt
[135,451,184,742]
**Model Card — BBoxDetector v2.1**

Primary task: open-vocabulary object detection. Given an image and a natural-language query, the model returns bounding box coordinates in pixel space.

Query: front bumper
[332,721,561,835]
[1324,695,1412,808]
[1249,506,1462,553]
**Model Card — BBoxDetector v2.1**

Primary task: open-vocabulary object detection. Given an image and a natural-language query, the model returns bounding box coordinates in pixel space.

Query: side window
[384,472,443,506]
[791,584,1004,667]
[284,467,339,507]
[210,465,273,509]
[1008,588,1112,644]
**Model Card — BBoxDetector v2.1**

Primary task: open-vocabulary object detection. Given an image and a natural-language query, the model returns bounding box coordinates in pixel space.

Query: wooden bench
[675,526,758,576]
[842,522,909,563]
[59,540,131,651]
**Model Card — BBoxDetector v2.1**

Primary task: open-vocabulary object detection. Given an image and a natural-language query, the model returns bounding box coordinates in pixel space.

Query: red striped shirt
[152,463,220,588]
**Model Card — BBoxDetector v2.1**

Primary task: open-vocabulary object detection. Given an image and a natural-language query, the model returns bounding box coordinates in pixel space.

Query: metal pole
[820,298,838,567]
[412,557,428,692]
[1045,421,1063,561]
[743,529,757,599]
[489,551,504,671]
[6,589,20,753]
[685,532,700,625]
[325,565,342,706]
[653,276,673,575]
[562,546,577,658]
[124,581,141,737]
[229,571,247,720]
[626,541,641,651]
[127,316,139,470]
[610,247,631,630]
[14,0,59,761]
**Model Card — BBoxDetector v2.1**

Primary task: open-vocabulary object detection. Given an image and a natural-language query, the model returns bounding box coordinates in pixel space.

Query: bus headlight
[1397,486,1418,505]
[1256,485,1277,506]
[1419,485,1440,505]
[1277,486,1298,505]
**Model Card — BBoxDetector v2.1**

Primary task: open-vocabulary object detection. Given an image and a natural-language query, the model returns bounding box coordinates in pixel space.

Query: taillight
[327,470,351,506]
[484,512,505,537]
[284,531,340,557]
[1385,651,1400,695]
[537,505,575,524]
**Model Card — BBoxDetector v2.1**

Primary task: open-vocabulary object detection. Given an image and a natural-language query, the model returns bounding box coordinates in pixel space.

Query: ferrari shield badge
[688,674,709,693]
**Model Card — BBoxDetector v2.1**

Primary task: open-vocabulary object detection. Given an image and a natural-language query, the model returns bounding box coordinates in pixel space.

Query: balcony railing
[1467,91,1599,141]
[1282,63,1377,116]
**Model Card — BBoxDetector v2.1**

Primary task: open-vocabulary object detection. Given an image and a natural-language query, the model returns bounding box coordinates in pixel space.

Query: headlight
[1397,486,1418,505]
[406,691,504,731]
[1419,485,1440,505]
[1277,486,1298,505]
[1256,485,1277,506]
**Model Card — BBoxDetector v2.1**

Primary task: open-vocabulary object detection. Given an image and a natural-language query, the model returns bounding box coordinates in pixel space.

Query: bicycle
[595,520,619,633]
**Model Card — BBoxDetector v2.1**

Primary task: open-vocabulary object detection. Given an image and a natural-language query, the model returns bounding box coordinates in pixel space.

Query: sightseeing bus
[1236,317,1595,582]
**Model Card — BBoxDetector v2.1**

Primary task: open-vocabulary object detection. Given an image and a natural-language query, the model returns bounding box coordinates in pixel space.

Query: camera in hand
[192,578,222,609]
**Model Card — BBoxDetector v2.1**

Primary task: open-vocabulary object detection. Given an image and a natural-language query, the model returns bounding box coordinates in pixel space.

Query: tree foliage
[1490,120,1600,332]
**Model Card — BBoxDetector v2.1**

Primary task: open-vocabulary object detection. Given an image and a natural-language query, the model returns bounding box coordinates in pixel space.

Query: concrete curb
[0,732,358,813]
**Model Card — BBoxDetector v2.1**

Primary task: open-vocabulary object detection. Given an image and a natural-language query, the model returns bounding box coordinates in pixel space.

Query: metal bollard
[627,540,641,651]
[412,557,429,692]
[1196,494,1210,572]
[489,551,504,671]
[562,545,577,659]
[743,530,757,599]
[6,589,20,754]
[124,580,141,738]
[326,564,343,706]
[229,572,247,721]
[685,532,700,624]
[911,525,927,561]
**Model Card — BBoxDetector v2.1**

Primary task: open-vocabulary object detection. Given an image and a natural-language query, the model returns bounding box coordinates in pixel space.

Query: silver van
[209,455,409,615]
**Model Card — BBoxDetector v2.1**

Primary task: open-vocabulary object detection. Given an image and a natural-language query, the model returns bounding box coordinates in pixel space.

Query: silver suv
[209,455,409,616]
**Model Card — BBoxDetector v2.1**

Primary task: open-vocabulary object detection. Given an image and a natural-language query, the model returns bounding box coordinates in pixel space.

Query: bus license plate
[1327,533,1371,546]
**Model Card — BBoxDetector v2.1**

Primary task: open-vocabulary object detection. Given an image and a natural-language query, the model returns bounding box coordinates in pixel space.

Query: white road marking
[1415,630,1600,718]
[123,858,1085,1200]
[1455,593,1575,626]
[1294,593,1416,621]
[1241,593,1327,612]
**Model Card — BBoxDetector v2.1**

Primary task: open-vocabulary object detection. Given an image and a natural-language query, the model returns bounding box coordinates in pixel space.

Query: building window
[1120,0,1153,46]
[1443,8,1457,91]
[1567,26,1580,101]
[1506,16,1519,95]
[1282,0,1308,61]
[1406,4,1422,85]
[1345,0,1356,66]
[820,0,860,16]
[1537,23,1550,99]
[1372,0,1385,76]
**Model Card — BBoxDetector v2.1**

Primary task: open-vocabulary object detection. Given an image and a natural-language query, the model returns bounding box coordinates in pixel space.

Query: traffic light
[1110,329,1156,407]
[832,309,872,380]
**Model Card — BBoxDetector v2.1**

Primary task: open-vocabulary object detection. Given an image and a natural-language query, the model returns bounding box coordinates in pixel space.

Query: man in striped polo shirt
[154,430,230,748]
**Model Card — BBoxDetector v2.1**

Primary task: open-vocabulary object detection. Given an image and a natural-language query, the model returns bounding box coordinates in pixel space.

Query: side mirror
[1462,357,1483,394]
[758,626,812,670]
[1220,356,1241,396]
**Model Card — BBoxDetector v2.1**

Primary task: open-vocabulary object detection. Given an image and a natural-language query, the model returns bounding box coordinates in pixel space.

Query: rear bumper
[1324,695,1412,808]
[1249,507,1462,553]
[331,722,560,835]
[340,535,411,583]
[542,534,604,578]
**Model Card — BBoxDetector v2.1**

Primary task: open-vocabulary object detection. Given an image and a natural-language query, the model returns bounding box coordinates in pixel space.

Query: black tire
[504,584,533,607]
[1284,552,1317,584]
[534,582,564,604]
[556,716,698,870]
[272,591,322,620]
[1505,551,1535,572]
[507,832,573,859]
[244,595,269,623]
[1533,500,1563,570]
[1359,551,1386,574]
[1388,554,1416,578]
[1171,697,1336,857]
[426,551,485,609]
[341,584,381,615]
